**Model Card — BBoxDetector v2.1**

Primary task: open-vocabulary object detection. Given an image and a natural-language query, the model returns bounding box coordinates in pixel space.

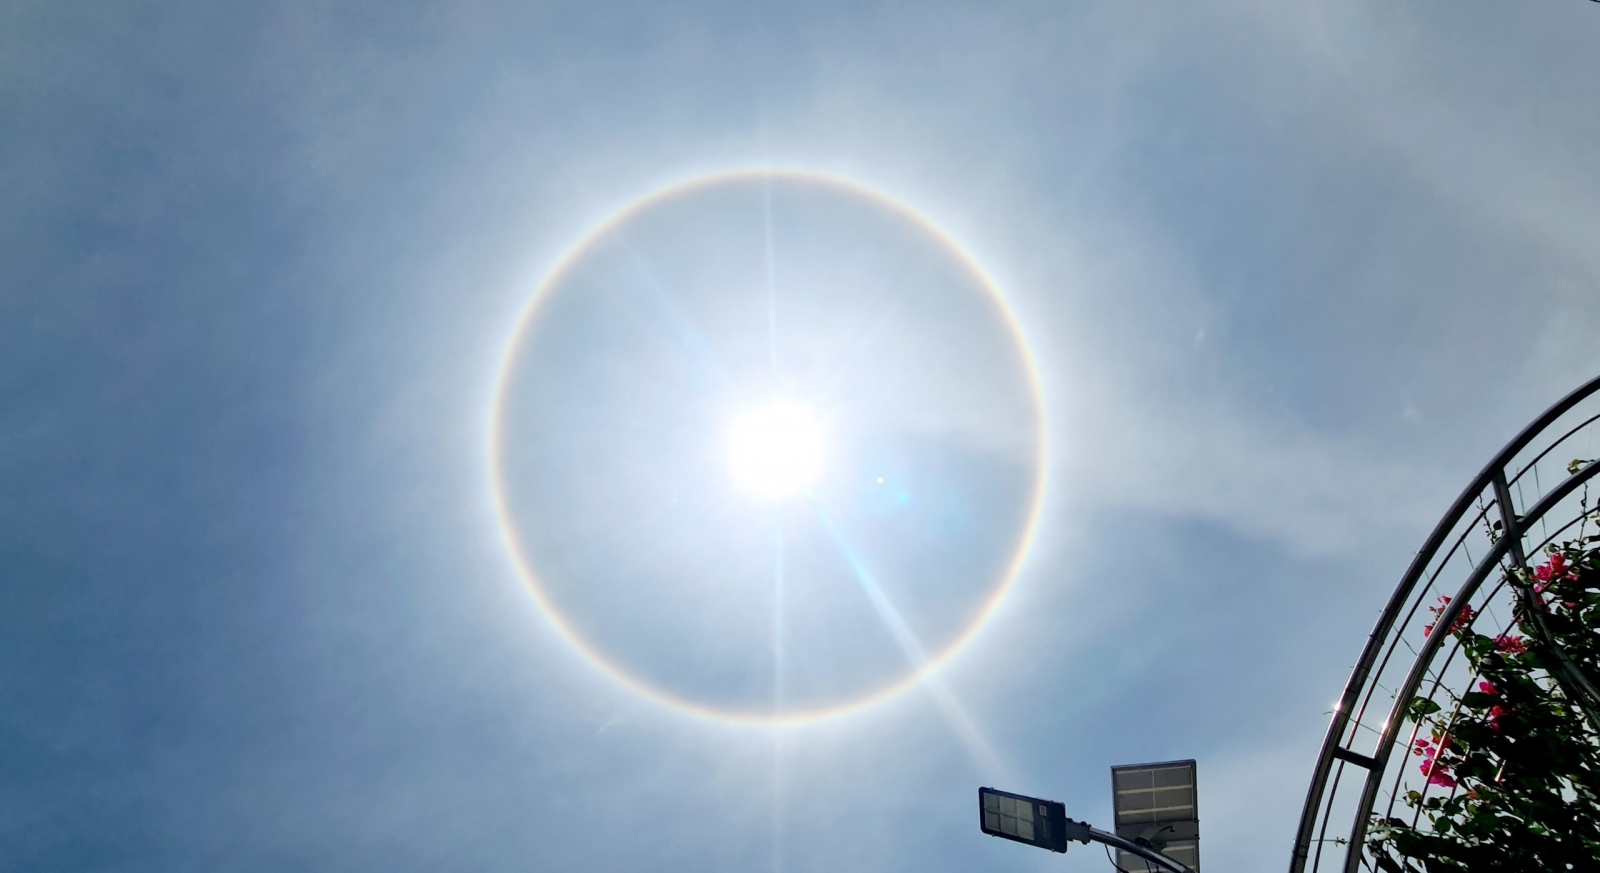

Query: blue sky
[3,2,1599,871]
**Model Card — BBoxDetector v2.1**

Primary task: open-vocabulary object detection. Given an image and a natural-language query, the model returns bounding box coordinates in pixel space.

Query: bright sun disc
[728,402,823,497]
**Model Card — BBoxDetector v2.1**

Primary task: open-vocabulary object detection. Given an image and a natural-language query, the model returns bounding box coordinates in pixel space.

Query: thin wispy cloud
[2,3,1598,872]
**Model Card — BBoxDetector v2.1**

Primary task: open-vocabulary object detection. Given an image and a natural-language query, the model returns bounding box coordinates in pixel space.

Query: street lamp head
[977,787,1080,853]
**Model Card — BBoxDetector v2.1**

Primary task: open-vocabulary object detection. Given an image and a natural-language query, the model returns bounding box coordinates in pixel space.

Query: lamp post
[978,787,1197,873]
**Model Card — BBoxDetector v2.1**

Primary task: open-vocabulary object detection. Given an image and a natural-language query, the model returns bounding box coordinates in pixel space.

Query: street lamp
[978,787,1081,852]
[978,786,1196,873]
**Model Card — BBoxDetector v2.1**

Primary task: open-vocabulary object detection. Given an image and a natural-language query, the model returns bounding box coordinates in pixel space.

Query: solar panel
[1110,760,1198,872]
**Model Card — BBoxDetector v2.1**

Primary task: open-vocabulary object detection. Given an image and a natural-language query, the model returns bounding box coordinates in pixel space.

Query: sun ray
[770,513,786,873]
[810,501,1012,779]
[760,144,786,873]
[762,165,779,381]
[610,231,736,395]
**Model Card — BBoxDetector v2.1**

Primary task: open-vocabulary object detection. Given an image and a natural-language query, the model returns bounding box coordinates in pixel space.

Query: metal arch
[1338,459,1599,871]
[1289,373,1600,873]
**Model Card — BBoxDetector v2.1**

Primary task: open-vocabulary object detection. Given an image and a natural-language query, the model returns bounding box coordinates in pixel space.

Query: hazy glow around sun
[727,401,824,498]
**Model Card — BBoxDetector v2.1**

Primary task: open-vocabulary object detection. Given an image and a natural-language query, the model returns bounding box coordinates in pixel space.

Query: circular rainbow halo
[487,167,1048,726]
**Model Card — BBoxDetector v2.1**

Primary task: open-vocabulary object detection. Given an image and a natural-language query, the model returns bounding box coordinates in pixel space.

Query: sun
[727,401,824,498]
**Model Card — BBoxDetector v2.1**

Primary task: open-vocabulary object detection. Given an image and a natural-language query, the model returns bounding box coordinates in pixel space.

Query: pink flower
[1423,596,1477,636]
[1494,635,1527,654]
[1534,553,1577,586]
[1415,733,1455,785]
[1479,681,1498,696]
[1420,758,1457,788]
[1489,705,1510,733]
[1413,729,1469,788]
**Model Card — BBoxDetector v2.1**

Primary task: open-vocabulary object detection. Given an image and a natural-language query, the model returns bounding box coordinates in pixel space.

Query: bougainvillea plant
[1366,463,1600,871]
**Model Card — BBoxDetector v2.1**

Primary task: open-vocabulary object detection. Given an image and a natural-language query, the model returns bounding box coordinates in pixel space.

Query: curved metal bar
[1505,410,1600,492]
[1340,543,1508,870]
[1339,500,1494,760]
[1346,501,1495,746]
[1289,373,1600,873]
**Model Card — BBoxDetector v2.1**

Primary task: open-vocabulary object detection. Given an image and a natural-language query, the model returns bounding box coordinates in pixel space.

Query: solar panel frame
[1110,759,1199,872]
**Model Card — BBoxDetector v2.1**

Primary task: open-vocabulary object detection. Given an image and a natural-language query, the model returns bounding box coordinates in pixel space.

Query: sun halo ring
[487,166,1048,727]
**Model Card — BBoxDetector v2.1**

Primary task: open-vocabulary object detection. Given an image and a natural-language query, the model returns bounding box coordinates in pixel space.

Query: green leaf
[1408,697,1443,720]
